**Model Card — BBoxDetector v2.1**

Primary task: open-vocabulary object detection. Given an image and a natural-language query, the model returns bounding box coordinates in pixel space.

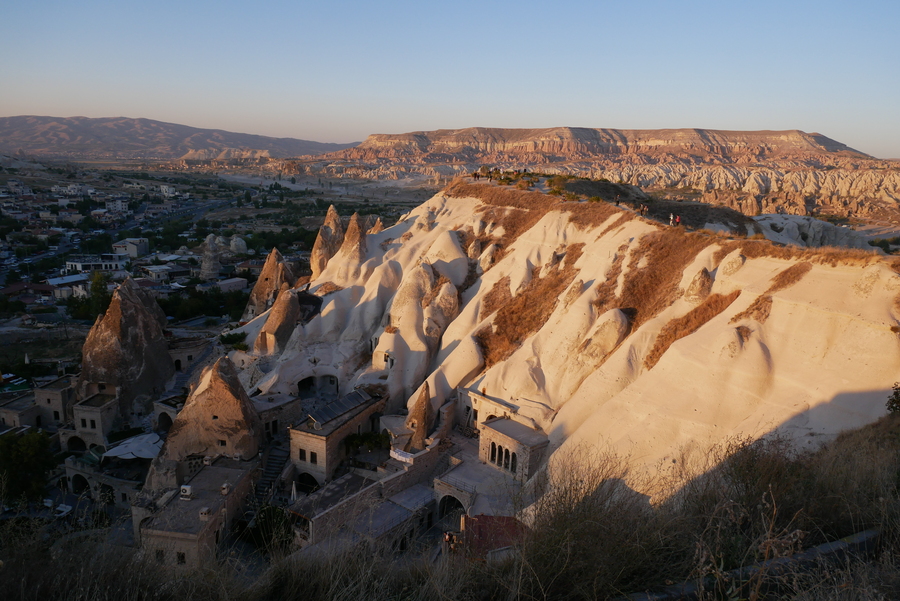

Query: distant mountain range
[0,116,358,160]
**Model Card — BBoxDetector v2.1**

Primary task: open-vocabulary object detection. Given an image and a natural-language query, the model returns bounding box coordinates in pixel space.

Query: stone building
[478,417,548,483]
[289,388,385,487]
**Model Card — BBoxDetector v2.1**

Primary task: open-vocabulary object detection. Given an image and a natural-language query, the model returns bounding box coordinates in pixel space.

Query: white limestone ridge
[231,180,900,490]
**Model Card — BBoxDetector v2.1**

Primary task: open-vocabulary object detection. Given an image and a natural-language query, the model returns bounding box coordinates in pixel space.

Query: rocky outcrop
[230,236,248,254]
[78,278,175,423]
[200,234,221,281]
[404,381,433,453]
[289,127,899,221]
[685,268,713,303]
[160,357,262,462]
[254,288,302,355]
[242,248,295,321]
[339,213,368,266]
[310,205,345,279]
[366,216,384,235]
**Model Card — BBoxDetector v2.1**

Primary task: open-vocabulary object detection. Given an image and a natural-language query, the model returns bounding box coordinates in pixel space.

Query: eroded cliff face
[78,278,175,422]
[310,205,345,280]
[230,180,900,490]
[287,127,900,221]
[242,248,296,321]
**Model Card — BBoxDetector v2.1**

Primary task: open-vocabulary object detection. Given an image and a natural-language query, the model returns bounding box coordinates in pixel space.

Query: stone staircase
[254,445,291,506]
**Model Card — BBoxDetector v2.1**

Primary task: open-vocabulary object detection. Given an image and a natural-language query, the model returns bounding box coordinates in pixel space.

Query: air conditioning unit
[199,507,211,521]
[179,485,192,500]
[220,482,231,496]
[203,456,212,466]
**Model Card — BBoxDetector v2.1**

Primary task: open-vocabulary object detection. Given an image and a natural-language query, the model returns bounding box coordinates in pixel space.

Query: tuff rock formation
[161,357,261,461]
[78,278,175,423]
[334,213,368,280]
[143,357,262,492]
[310,205,345,279]
[254,288,302,355]
[242,248,295,321]
[230,236,248,254]
[231,181,900,495]
[200,234,221,281]
[288,127,899,221]
[404,381,433,453]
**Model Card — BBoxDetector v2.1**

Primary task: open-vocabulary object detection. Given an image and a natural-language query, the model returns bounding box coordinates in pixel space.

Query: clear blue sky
[2,0,898,157]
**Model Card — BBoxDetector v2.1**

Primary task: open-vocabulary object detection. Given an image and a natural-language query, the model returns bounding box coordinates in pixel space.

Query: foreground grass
[5,416,900,600]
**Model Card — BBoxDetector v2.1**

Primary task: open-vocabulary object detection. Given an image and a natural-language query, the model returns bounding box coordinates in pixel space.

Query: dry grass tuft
[474,245,583,368]
[592,243,630,314]
[644,290,742,369]
[420,275,451,308]
[714,240,880,267]
[383,324,398,334]
[766,261,813,293]
[315,281,344,296]
[480,276,512,317]
[609,229,715,329]
[730,294,773,324]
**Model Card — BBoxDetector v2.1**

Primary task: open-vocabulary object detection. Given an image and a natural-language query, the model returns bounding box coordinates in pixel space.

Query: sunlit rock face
[230,180,900,490]
[162,357,262,462]
[242,248,295,321]
[78,278,175,422]
[310,204,345,280]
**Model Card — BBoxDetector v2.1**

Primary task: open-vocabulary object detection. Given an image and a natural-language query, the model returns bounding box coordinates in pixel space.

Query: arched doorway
[295,472,320,495]
[174,359,182,372]
[157,412,173,432]
[71,474,90,496]
[297,377,316,399]
[67,436,87,452]
[438,495,465,519]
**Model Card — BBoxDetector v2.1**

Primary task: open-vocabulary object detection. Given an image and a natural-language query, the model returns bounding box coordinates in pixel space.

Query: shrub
[887,382,900,413]
[220,332,246,345]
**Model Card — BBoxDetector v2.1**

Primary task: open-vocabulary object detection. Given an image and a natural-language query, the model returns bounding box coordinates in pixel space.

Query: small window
[90,420,96,429]
[298,449,306,462]
[121,492,128,502]
[99,384,106,391]
[53,411,60,421]
[218,440,226,447]
[155,549,165,564]
[212,415,218,420]
[187,355,193,361]
[310,452,318,465]
[81,418,86,428]
[47,399,51,404]
[176,552,186,565]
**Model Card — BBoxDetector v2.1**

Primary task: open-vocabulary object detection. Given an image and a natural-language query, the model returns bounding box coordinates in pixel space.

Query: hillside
[299,126,900,221]
[0,115,357,160]
[233,177,900,491]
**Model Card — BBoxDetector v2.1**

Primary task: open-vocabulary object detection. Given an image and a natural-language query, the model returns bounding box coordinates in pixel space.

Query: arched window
[511,452,518,474]
[503,448,510,470]
[490,442,496,463]
[496,445,504,466]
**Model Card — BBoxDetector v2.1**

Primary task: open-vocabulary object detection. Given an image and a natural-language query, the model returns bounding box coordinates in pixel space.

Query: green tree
[0,431,57,503]
[887,382,900,413]
[89,272,112,318]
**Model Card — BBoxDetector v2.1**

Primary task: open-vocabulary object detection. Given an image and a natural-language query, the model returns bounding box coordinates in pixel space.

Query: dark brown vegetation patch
[730,294,773,324]
[644,290,741,369]
[713,240,879,267]
[610,229,714,330]
[480,276,512,317]
[766,261,813,293]
[474,246,583,368]
[315,281,344,296]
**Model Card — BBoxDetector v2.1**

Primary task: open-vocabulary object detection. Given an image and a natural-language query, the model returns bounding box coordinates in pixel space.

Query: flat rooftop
[41,377,75,391]
[144,463,251,535]
[482,418,549,448]
[1,394,35,412]
[293,390,381,438]
[78,393,117,408]
[288,473,377,520]
[251,393,301,414]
